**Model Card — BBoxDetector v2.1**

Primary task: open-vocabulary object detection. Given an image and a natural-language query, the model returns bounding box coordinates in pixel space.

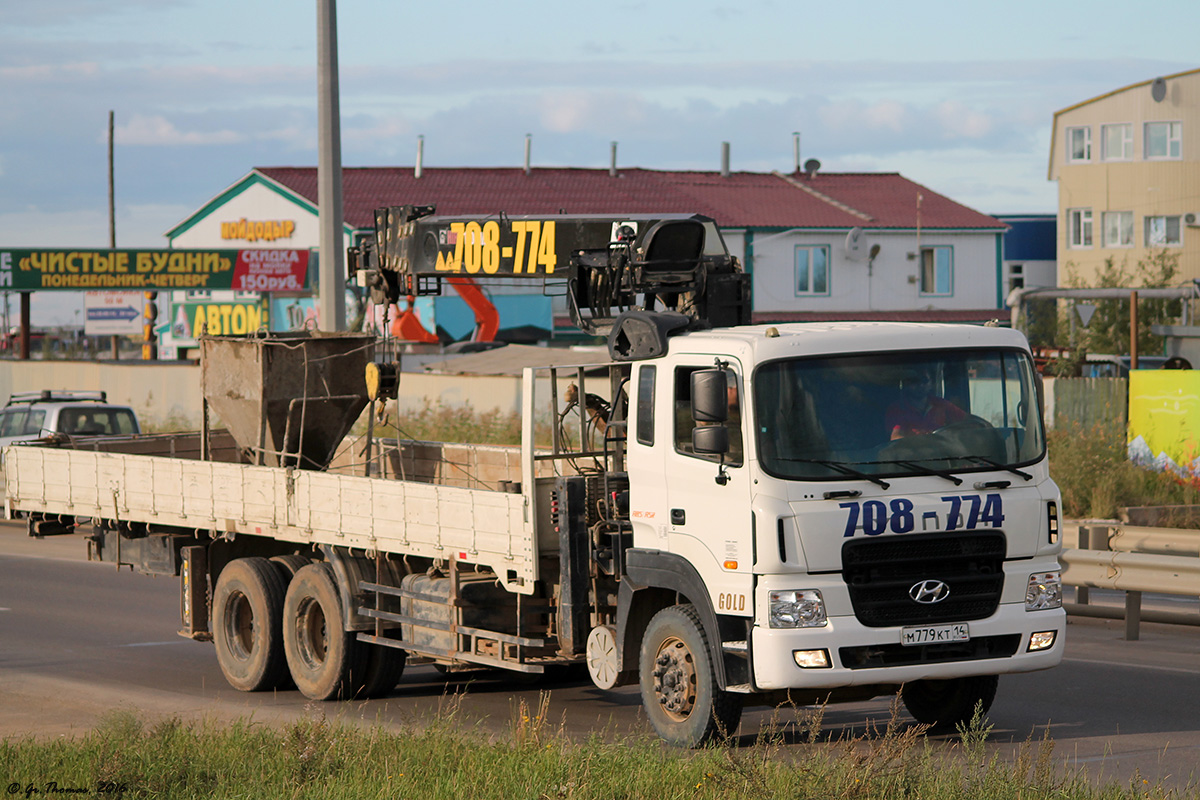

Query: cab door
[661,359,753,614]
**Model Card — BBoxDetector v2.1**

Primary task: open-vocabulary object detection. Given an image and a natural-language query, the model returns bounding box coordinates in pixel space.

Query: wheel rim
[224,590,255,660]
[651,635,697,722]
[295,596,329,669]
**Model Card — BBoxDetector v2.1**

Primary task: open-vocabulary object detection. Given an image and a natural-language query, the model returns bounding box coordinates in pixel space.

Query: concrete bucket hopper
[201,332,375,469]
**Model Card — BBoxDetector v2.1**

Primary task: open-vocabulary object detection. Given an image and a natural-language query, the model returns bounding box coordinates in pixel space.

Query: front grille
[839,634,1021,670]
[842,531,1006,627]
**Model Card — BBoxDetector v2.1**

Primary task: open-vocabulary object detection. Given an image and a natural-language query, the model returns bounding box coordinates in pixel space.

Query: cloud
[113,114,244,146]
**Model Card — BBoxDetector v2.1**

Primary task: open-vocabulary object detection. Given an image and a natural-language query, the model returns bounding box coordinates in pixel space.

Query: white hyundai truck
[4,208,1064,746]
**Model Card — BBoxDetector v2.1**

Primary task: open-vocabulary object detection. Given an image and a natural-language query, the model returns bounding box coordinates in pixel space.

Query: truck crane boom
[348,205,751,335]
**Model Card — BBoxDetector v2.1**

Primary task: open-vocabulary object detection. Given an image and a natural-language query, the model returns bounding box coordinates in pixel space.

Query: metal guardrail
[1060,522,1200,640]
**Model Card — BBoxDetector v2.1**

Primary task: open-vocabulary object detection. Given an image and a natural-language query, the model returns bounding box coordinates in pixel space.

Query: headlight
[1025,571,1062,611]
[769,589,827,628]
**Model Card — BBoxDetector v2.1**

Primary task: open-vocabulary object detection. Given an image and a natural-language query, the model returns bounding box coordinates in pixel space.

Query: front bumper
[750,567,1065,691]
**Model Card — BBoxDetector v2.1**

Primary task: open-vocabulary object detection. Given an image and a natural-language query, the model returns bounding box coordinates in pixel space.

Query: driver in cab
[885,369,966,440]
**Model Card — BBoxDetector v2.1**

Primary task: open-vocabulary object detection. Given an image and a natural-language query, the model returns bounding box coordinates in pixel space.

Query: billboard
[1128,370,1200,485]
[168,300,268,346]
[84,291,143,336]
[0,248,310,292]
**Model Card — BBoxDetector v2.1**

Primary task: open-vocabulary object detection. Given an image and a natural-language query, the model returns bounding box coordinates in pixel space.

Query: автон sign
[0,248,311,292]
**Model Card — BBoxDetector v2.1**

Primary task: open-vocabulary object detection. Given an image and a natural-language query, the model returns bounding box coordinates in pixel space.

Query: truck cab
[607,320,1064,745]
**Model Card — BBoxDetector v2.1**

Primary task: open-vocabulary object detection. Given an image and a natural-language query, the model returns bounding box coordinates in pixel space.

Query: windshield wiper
[962,455,1032,481]
[873,459,963,486]
[776,458,890,490]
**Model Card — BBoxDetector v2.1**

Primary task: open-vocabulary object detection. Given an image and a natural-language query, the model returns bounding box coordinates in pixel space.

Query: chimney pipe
[793,132,801,174]
[524,133,532,176]
[415,134,424,179]
[721,141,730,178]
[610,141,618,177]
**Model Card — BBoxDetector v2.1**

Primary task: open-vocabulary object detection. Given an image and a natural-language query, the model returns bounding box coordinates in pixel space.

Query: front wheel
[901,675,998,731]
[638,604,742,747]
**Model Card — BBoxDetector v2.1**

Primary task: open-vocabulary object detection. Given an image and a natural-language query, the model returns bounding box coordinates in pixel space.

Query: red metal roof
[255,166,1004,232]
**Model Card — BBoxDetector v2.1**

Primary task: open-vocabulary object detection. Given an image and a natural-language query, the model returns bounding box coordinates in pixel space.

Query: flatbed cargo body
[4,445,537,589]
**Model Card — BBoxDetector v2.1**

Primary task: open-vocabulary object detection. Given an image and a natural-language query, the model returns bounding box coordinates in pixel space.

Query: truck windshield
[753,348,1045,481]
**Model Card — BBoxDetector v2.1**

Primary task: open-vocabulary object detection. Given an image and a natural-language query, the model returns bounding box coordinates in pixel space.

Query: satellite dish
[803,158,821,177]
[844,227,864,260]
[1151,77,1167,103]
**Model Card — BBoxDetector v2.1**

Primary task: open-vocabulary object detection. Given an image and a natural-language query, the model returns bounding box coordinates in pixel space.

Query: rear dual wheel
[212,557,288,692]
[213,557,406,699]
[281,563,406,700]
[283,563,367,700]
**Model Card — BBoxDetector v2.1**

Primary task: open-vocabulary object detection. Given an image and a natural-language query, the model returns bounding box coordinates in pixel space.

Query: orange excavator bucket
[389,278,499,344]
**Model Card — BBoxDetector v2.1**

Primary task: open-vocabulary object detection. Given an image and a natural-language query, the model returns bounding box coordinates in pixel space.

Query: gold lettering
[231,304,247,333]
[220,219,295,241]
[206,305,221,334]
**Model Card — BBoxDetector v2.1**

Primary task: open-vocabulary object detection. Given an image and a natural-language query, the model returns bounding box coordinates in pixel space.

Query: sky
[2,0,1198,323]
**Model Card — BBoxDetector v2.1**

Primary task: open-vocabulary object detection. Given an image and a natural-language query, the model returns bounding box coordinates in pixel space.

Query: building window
[1145,215,1182,247]
[1068,208,1093,248]
[1102,211,1133,248]
[919,246,953,296]
[795,245,830,296]
[1101,124,1133,160]
[1008,264,1025,294]
[1067,126,1091,162]
[1145,122,1182,159]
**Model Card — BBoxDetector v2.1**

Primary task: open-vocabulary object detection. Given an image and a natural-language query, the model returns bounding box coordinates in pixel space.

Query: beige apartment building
[1048,68,1200,285]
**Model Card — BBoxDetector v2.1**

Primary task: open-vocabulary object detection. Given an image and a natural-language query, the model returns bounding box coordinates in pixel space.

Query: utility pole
[316,0,346,331]
[109,110,121,360]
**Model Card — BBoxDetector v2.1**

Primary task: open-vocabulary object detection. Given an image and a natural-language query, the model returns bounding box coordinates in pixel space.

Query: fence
[1061,521,1200,640]
[1045,376,1127,430]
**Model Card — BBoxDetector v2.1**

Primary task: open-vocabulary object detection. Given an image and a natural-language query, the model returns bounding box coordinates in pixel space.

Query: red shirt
[885,396,967,438]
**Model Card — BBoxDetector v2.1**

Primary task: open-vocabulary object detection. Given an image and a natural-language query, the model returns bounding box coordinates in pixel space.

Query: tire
[270,554,312,580]
[638,604,743,747]
[268,555,312,690]
[357,643,407,698]
[901,675,999,731]
[212,557,289,692]
[283,563,368,701]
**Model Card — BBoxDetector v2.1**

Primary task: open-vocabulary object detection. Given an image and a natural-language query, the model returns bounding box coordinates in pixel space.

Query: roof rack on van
[5,390,108,406]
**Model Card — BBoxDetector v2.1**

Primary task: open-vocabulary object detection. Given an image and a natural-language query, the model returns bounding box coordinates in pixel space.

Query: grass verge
[2,699,1194,800]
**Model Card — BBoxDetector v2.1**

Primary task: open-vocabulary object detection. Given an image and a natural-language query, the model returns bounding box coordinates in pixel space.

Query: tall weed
[1047,418,1200,518]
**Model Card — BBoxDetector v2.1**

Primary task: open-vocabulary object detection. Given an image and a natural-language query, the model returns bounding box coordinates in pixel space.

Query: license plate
[901,623,970,646]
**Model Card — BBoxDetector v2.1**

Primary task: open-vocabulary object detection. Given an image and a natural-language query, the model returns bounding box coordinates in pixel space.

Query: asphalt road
[1,520,1198,791]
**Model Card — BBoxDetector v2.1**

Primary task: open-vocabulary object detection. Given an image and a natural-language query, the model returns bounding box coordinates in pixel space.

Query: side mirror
[691,369,729,423]
[692,424,729,455]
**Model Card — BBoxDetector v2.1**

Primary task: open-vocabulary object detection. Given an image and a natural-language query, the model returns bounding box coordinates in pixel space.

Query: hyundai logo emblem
[909,579,950,604]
